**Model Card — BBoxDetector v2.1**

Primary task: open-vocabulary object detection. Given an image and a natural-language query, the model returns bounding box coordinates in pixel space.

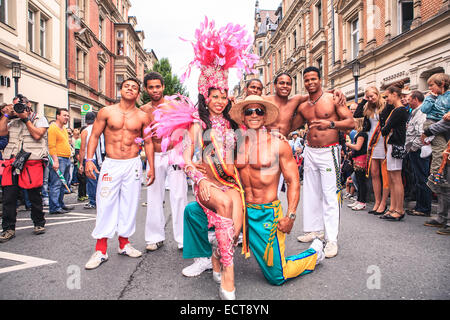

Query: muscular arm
[277,140,300,234]
[335,103,355,130]
[142,113,155,185]
[78,130,88,172]
[291,107,306,131]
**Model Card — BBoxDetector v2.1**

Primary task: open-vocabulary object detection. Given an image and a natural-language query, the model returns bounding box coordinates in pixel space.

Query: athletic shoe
[324,241,338,258]
[437,225,450,235]
[297,231,325,243]
[33,226,46,235]
[309,238,325,265]
[177,243,184,250]
[85,251,108,270]
[0,230,15,243]
[424,219,445,228]
[347,201,359,208]
[352,202,366,211]
[182,257,212,277]
[118,244,142,258]
[84,203,96,209]
[146,241,164,252]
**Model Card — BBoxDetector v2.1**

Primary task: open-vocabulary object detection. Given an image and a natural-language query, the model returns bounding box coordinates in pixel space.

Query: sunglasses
[244,108,265,116]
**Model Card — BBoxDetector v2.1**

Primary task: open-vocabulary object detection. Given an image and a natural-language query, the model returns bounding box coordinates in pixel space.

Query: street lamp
[351,59,364,103]
[11,62,22,97]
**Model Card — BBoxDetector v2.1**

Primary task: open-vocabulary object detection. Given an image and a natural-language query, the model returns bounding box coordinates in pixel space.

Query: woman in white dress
[354,86,394,215]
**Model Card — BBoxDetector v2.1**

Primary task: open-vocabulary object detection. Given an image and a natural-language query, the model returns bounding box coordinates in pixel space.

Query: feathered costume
[140,17,258,267]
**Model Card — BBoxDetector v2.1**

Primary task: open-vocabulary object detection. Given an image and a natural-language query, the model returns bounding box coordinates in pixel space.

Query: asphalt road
[0,184,449,301]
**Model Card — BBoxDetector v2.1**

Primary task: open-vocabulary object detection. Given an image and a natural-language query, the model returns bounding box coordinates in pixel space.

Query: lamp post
[351,59,361,103]
[11,62,22,97]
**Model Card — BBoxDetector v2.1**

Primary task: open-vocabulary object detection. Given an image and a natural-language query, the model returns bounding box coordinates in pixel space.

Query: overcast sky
[128,0,281,100]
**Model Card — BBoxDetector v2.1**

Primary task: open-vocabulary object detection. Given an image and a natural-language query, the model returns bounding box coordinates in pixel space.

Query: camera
[13,94,30,114]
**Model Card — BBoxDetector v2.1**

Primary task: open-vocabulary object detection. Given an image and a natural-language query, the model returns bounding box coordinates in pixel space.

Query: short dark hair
[303,66,321,79]
[120,78,141,92]
[143,72,164,87]
[246,78,263,88]
[274,72,292,85]
[386,85,402,96]
[56,108,68,116]
[410,90,424,103]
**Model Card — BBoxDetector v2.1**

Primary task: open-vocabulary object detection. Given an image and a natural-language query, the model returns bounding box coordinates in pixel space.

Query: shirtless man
[84,78,154,270]
[182,96,325,285]
[245,79,263,97]
[292,66,354,258]
[263,72,346,137]
[140,72,187,252]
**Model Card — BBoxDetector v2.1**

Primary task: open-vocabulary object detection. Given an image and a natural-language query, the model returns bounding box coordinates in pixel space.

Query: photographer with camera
[0,95,49,242]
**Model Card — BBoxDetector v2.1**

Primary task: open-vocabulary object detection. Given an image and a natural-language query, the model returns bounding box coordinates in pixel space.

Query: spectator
[346,118,369,211]
[422,111,450,234]
[420,73,450,184]
[405,90,431,217]
[0,95,49,242]
[78,112,105,209]
[76,126,88,202]
[348,102,358,143]
[355,86,394,215]
[0,103,9,207]
[71,128,81,186]
[48,108,73,215]
[380,85,410,221]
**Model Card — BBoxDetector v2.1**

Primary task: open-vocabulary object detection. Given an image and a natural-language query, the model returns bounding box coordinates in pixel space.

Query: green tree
[139,58,189,106]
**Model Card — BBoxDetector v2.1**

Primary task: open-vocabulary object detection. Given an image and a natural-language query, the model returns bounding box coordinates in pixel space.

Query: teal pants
[183,201,318,285]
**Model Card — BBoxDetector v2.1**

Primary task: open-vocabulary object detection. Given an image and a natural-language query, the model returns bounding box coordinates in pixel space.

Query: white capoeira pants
[302,144,341,242]
[145,150,187,246]
[91,156,142,239]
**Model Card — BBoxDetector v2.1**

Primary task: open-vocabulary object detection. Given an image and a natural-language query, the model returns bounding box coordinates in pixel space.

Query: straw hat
[230,95,279,126]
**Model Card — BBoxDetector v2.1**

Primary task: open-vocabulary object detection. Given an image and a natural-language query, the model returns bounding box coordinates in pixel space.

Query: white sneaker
[219,286,236,300]
[324,241,338,258]
[177,243,184,250]
[347,201,359,208]
[182,257,212,277]
[309,238,325,265]
[352,202,366,211]
[146,241,164,251]
[297,231,324,243]
[237,233,243,245]
[118,244,142,258]
[85,251,108,270]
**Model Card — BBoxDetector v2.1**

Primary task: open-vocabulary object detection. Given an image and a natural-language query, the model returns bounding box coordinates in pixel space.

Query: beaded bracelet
[184,164,206,185]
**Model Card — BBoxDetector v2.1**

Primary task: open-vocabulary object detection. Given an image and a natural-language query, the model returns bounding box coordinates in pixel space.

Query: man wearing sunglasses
[182,95,325,285]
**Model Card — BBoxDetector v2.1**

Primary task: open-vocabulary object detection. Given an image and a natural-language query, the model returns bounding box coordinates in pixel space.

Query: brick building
[244,0,450,103]
[67,0,157,128]
[0,0,67,117]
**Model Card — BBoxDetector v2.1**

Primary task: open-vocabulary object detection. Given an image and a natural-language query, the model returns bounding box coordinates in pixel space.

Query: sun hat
[230,95,278,126]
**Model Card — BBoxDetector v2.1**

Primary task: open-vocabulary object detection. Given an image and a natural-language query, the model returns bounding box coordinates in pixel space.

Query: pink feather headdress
[180,17,259,99]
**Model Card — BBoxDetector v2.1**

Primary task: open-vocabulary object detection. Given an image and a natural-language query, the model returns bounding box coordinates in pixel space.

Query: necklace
[309,90,324,105]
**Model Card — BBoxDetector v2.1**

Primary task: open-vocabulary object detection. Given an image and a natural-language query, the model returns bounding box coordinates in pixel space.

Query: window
[399,0,413,33]
[99,16,103,41]
[39,17,46,57]
[259,68,263,81]
[351,18,359,60]
[293,75,298,94]
[76,48,87,82]
[117,31,124,55]
[116,74,124,99]
[28,9,35,52]
[258,42,263,56]
[316,1,323,29]
[76,0,86,19]
[98,66,104,92]
[0,0,8,25]
[278,49,282,68]
[293,30,297,49]
[316,57,323,78]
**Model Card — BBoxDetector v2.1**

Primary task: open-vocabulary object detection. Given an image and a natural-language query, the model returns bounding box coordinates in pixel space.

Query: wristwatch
[329,121,336,129]
[288,212,296,220]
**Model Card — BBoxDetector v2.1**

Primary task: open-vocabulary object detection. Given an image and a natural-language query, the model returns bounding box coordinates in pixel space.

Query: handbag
[391,144,407,159]
[12,148,32,174]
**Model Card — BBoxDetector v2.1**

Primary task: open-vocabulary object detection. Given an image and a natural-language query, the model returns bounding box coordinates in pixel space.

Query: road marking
[15,217,96,231]
[0,251,57,274]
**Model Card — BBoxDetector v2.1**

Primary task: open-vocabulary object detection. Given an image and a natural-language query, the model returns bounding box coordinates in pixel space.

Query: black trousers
[355,169,368,203]
[77,171,86,198]
[2,173,45,231]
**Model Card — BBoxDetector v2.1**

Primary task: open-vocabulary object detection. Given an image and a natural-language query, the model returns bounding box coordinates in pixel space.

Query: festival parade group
[0,18,449,300]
